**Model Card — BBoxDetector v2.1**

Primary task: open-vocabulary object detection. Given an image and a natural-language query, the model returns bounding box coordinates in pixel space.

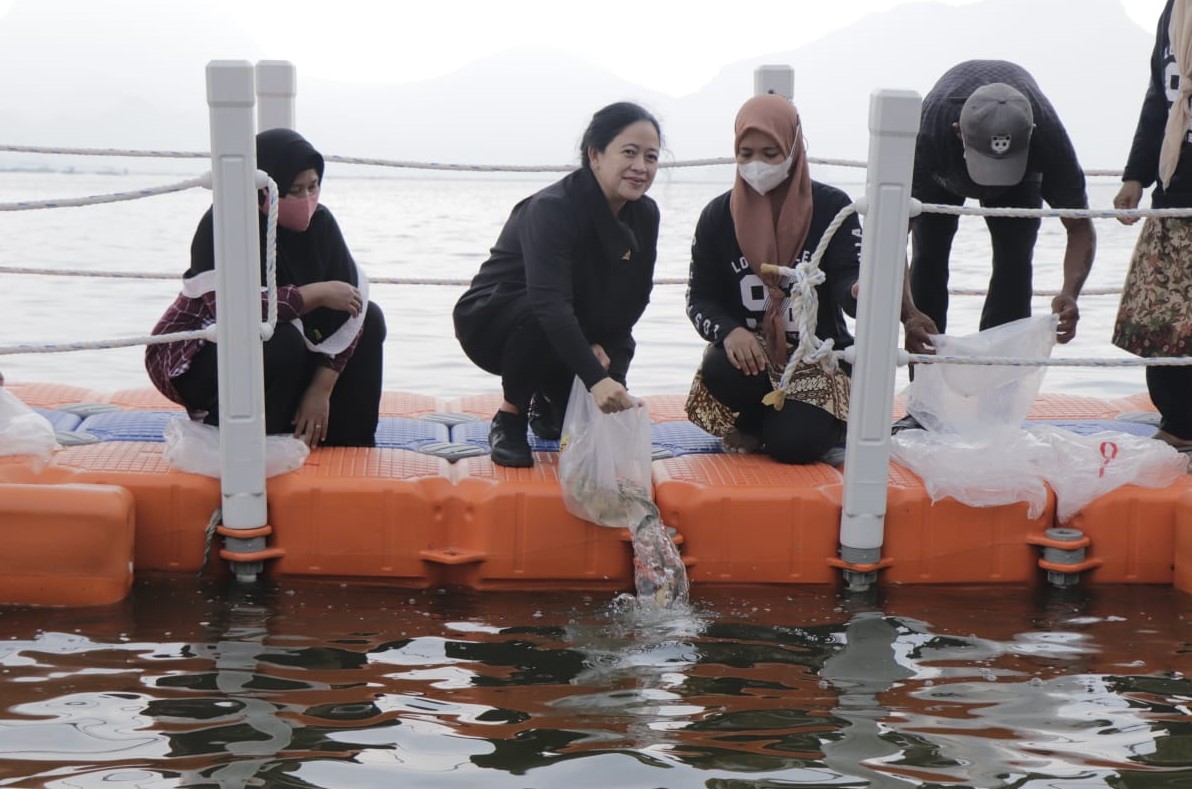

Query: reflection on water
[0,579,1190,786]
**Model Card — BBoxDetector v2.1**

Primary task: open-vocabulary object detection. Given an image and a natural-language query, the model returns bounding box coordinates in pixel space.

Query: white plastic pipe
[754,65,794,99]
[206,61,268,533]
[256,60,296,132]
[839,89,921,565]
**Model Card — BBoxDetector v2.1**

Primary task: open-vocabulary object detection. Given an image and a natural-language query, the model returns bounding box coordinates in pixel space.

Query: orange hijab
[729,94,813,368]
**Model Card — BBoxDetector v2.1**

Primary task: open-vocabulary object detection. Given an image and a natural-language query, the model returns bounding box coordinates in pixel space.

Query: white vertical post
[206,61,268,576]
[838,89,921,588]
[754,65,794,99]
[255,60,296,132]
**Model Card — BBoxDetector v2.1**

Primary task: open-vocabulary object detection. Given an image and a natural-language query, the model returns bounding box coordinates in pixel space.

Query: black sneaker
[489,410,533,467]
[528,393,563,441]
[891,414,923,435]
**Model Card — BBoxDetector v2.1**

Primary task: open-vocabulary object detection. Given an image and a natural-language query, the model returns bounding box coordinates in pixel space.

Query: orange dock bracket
[1026,528,1102,583]
[420,548,488,566]
[826,556,895,574]
[215,523,286,565]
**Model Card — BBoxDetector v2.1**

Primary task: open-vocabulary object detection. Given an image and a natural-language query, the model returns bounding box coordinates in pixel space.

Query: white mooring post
[206,60,269,582]
[838,89,921,590]
[754,65,794,99]
[255,60,297,132]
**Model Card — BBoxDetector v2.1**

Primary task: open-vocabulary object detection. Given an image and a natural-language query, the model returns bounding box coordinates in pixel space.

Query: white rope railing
[773,204,858,389]
[0,171,281,357]
[1,145,1184,376]
[917,201,1192,221]
[0,145,209,159]
[0,176,209,212]
[0,265,1131,297]
[1,143,1141,178]
[895,352,1192,368]
[0,143,864,172]
[0,327,214,356]
[734,197,1192,379]
[261,175,279,338]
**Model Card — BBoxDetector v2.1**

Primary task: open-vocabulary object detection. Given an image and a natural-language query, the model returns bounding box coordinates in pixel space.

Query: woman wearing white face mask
[146,128,386,448]
[684,94,861,464]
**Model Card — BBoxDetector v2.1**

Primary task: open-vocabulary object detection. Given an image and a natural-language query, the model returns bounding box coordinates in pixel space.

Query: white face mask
[738,146,796,196]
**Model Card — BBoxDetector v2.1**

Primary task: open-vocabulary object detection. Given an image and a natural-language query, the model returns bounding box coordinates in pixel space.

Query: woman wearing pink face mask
[146,128,386,448]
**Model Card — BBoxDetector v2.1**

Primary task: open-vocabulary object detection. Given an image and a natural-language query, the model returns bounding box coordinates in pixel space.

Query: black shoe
[891,414,923,435]
[528,393,563,441]
[489,410,533,467]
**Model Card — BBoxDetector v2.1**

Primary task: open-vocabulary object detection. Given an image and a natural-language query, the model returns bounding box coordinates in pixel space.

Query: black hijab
[255,127,325,197]
[186,128,358,344]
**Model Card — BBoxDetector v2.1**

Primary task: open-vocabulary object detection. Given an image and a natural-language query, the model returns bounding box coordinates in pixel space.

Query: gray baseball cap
[959,83,1034,187]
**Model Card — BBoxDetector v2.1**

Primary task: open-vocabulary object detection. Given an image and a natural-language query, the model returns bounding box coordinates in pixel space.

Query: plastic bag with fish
[559,377,689,607]
[558,376,653,529]
[624,482,690,607]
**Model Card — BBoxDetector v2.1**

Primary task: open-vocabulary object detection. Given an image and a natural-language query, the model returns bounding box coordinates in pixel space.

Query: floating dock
[0,382,1188,606]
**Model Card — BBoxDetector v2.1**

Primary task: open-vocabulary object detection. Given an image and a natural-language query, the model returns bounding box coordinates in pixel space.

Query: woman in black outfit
[147,129,386,448]
[684,94,860,464]
[453,102,662,467]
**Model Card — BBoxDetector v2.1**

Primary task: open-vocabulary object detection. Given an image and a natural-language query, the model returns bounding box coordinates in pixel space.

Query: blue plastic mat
[1025,419,1158,438]
[73,410,450,449]
[77,410,186,442]
[451,417,724,457]
[33,408,82,432]
[649,420,723,457]
[374,417,450,450]
[452,418,560,453]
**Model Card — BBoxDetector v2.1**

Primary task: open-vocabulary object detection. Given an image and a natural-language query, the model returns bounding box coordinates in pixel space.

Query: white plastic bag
[0,387,60,468]
[907,314,1057,443]
[557,376,689,606]
[558,376,653,529]
[1025,424,1188,522]
[891,425,1190,522]
[890,428,1051,518]
[163,419,309,478]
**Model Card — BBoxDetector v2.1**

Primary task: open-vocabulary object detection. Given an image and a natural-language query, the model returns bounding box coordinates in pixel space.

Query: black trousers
[1148,365,1192,441]
[456,295,625,414]
[700,344,845,465]
[911,177,1042,334]
[173,301,386,446]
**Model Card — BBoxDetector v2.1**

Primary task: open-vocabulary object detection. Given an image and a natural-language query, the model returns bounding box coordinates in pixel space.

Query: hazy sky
[0,0,1170,96]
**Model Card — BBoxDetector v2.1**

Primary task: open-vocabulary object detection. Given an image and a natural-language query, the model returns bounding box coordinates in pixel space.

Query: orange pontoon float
[0,382,1189,607]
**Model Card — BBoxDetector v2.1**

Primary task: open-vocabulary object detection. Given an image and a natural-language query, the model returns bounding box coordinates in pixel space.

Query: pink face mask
[277,194,318,232]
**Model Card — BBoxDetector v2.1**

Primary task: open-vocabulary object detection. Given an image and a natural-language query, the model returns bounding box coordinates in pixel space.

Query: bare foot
[721,427,762,454]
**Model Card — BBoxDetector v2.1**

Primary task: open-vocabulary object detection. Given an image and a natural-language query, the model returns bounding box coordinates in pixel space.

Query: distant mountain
[0,0,1156,172]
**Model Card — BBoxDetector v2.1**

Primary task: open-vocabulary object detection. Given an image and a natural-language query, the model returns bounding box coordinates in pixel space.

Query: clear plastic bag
[558,376,689,606]
[630,502,690,607]
[895,314,1189,520]
[907,314,1057,443]
[163,419,309,478]
[890,428,1051,518]
[1026,424,1188,522]
[891,424,1189,521]
[558,376,653,529]
[0,387,60,469]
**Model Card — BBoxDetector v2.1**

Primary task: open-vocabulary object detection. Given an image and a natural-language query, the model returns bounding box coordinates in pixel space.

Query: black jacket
[1123,0,1192,208]
[685,181,860,350]
[454,167,660,388]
